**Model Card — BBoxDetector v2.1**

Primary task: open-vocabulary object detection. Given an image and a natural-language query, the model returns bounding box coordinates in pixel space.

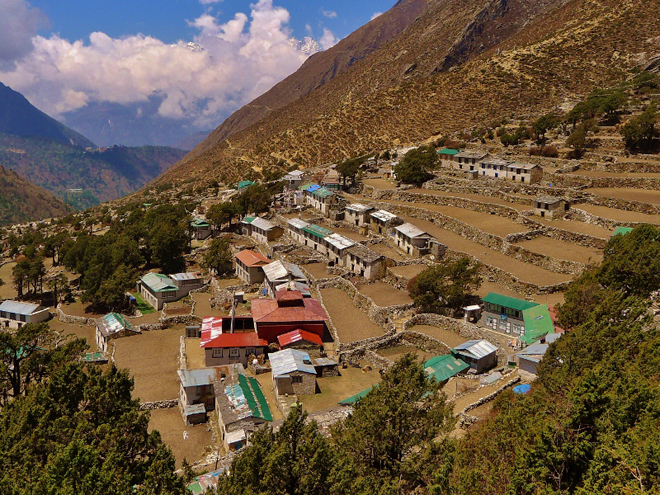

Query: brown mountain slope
[0,165,71,226]
[160,0,660,186]
[188,0,430,160]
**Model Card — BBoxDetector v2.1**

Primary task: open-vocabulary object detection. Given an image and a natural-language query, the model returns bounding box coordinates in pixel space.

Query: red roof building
[202,331,268,367]
[251,290,328,343]
[235,249,270,284]
[235,250,270,267]
[277,329,324,349]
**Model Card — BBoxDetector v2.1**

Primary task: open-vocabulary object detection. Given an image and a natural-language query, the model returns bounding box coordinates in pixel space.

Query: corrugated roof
[303,184,321,193]
[191,219,211,228]
[250,217,276,231]
[339,386,374,405]
[452,340,498,359]
[424,355,470,383]
[251,297,328,323]
[98,312,136,337]
[371,210,398,222]
[270,348,317,377]
[312,187,334,199]
[235,250,270,267]
[275,281,311,296]
[482,292,539,312]
[521,304,554,345]
[140,272,177,293]
[325,233,355,250]
[347,243,384,263]
[170,272,202,282]
[613,226,633,236]
[178,368,216,388]
[225,429,246,444]
[237,180,255,189]
[0,300,42,315]
[200,316,224,346]
[395,222,429,238]
[277,329,323,347]
[302,224,333,238]
[455,151,488,160]
[263,260,306,282]
[516,343,549,357]
[346,203,373,213]
[438,148,460,155]
[203,332,267,349]
[287,218,309,229]
[241,216,257,224]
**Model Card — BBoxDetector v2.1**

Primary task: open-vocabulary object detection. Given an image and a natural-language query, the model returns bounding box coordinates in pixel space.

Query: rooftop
[508,162,540,171]
[235,249,270,267]
[371,209,398,222]
[482,292,539,312]
[287,218,309,229]
[270,348,317,377]
[275,281,311,297]
[217,365,272,423]
[613,226,634,236]
[0,300,43,315]
[438,148,460,155]
[98,312,137,338]
[178,368,216,388]
[277,329,323,348]
[535,196,564,205]
[251,296,328,324]
[250,217,276,231]
[237,180,255,189]
[452,340,498,359]
[424,355,470,383]
[346,243,384,263]
[263,260,306,282]
[482,156,511,166]
[202,331,267,349]
[140,272,177,293]
[170,272,202,282]
[302,224,333,239]
[395,222,430,238]
[312,187,334,199]
[456,151,489,160]
[325,233,355,251]
[345,203,373,213]
[302,184,321,193]
[191,219,211,228]
[520,304,554,345]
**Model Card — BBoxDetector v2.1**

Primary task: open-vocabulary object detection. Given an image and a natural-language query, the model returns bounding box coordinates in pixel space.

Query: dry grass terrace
[514,236,603,264]
[369,243,405,261]
[585,187,660,205]
[476,280,565,307]
[407,325,467,349]
[378,345,436,363]
[49,318,97,349]
[357,282,412,307]
[113,325,185,402]
[362,178,397,190]
[320,288,384,343]
[389,264,427,279]
[407,189,531,212]
[571,170,660,178]
[0,262,17,299]
[533,217,612,238]
[148,408,213,469]
[192,292,226,317]
[577,204,660,224]
[304,262,337,280]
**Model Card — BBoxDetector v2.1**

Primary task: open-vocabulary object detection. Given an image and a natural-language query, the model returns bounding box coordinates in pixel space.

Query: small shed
[424,355,470,383]
[312,357,339,377]
[516,343,549,376]
[270,348,317,396]
[533,196,569,219]
[451,340,498,374]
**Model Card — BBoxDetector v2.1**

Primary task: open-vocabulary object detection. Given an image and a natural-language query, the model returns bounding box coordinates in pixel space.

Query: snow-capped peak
[187,42,203,52]
[288,36,322,56]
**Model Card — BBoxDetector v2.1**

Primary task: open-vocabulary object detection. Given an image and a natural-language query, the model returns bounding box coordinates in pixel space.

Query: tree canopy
[394,145,438,184]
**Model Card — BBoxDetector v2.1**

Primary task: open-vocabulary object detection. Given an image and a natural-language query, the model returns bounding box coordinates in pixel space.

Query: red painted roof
[277,329,323,347]
[251,297,329,324]
[202,331,267,349]
[235,249,270,267]
[276,289,304,301]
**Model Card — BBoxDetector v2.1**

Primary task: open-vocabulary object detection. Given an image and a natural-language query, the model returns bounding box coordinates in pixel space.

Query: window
[291,375,303,384]
[229,348,240,357]
[246,348,256,356]
[212,349,223,358]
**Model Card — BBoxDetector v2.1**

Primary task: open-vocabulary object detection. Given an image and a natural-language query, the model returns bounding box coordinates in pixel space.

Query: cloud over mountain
[0,0,48,66]
[0,0,336,129]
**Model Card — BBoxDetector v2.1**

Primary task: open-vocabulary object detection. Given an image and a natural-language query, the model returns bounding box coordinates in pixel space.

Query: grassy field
[132,292,156,314]
[320,288,384,343]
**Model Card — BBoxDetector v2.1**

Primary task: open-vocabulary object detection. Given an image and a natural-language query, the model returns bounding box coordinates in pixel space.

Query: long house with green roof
[302,183,337,214]
[137,271,205,310]
[481,292,554,345]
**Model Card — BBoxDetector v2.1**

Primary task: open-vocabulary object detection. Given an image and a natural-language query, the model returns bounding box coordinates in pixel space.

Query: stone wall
[139,399,179,411]
[57,305,96,327]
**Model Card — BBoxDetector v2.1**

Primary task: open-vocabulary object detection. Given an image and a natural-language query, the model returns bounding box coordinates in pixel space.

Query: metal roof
[277,329,323,347]
[237,180,255,189]
[346,243,384,263]
[170,272,202,282]
[178,368,216,388]
[225,429,247,445]
[313,357,337,367]
[98,312,136,337]
[224,373,273,421]
[203,332,267,349]
[241,216,257,224]
[251,297,328,323]
[302,184,321,193]
[455,151,489,160]
[438,148,460,155]
[482,157,511,166]
[287,218,309,229]
[250,217,276,231]
[302,224,333,238]
[312,187,334,199]
[520,304,554,345]
[339,386,374,405]
[325,233,355,251]
[270,348,317,377]
[346,203,373,213]
[395,222,429,238]
[424,355,470,383]
[0,300,42,315]
[613,226,633,236]
[191,219,211,228]
[516,343,549,357]
[371,209,398,222]
[235,249,270,267]
[507,162,540,171]
[140,272,177,293]
[535,196,563,205]
[263,260,306,282]
[482,292,539,312]
[452,340,498,359]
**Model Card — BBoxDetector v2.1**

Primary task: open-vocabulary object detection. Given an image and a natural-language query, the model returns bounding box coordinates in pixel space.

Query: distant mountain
[61,95,209,147]
[0,164,70,226]
[172,130,210,151]
[0,135,186,209]
[288,37,322,56]
[0,82,95,148]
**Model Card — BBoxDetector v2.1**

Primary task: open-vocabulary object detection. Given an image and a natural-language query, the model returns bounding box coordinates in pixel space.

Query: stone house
[235,249,270,284]
[454,151,489,172]
[308,187,337,214]
[479,157,511,179]
[137,272,205,310]
[95,312,140,353]
[533,196,570,219]
[394,223,433,256]
[324,233,355,266]
[286,218,310,244]
[437,148,459,167]
[215,363,272,451]
[263,260,308,297]
[370,209,400,235]
[202,331,268,367]
[451,340,498,374]
[481,293,554,345]
[312,357,339,377]
[190,218,213,240]
[283,170,304,190]
[515,343,549,376]
[0,300,50,329]
[345,203,375,227]
[300,224,333,254]
[178,368,217,425]
[241,216,284,244]
[345,243,387,280]
[269,348,317,396]
[506,162,543,184]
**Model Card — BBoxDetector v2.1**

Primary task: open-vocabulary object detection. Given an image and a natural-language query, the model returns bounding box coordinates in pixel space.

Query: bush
[541,145,559,157]
[529,146,542,156]
[565,148,585,159]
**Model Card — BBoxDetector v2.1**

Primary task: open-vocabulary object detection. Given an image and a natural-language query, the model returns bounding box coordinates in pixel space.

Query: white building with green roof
[95,312,140,353]
[481,292,554,345]
[137,271,205,310]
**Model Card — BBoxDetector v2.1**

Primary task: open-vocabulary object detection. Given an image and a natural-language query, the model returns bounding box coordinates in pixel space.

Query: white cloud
[371,12,383,21]
[0,0,48,66]
[0,0,318,127]
[319,28,339,50]
[199,0,222,4]
[321,10,337,19]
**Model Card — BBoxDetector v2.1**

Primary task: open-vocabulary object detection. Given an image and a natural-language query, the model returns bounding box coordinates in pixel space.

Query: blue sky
[29,0,395,45]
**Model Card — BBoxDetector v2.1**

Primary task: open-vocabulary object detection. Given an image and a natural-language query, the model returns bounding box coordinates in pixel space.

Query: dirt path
[515,237,603,264]
[357,283,412,306]
[320,288,384,343]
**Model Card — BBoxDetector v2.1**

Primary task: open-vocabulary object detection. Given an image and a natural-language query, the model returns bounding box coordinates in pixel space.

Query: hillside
[0,135,186,208]
[160,0,660,186]
[0,82,95,149]
[0,165,70,225]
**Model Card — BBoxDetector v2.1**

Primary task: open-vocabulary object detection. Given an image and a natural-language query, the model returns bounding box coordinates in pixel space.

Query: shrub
[541,145,559,157]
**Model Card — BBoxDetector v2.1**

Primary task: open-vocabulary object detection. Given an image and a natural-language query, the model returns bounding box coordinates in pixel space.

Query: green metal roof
[424,355,470,383]
[141,272,177,293]
[520,304,554,345]
[438,148,460,155]
[191,219,210,228]
[302,224,333,238]
[237,374,273,421]
[242,216,257,224]
[237,180,255,189]
[482,292,539,312]
[338,386,374,405]
[613,226,633,236]
[312,187,334,199]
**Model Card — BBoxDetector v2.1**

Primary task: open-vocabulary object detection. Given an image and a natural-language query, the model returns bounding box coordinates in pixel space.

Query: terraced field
[577,204,660,224]
[534,217,612,237]
[320,288,383,343]
[407,189,531,211]
[515,236,603,264]
[357,282,412,306]
[586,188,660,205]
